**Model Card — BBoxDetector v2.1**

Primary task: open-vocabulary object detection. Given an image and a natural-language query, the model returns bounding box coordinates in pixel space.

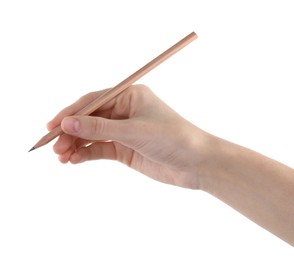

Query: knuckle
[131,84,151,94]
[79,91,97,103]
[90,117,105,139]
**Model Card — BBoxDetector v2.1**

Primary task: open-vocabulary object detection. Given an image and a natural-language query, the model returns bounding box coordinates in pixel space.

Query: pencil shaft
[76,32,197,117]
[31,32,197,150]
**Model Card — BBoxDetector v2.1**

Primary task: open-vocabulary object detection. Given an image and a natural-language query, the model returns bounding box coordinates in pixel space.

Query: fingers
[47,89,109,131]
[47,85,152,131]
[58,148,75,164]
[53,134,76,154]
[53,115,126,164]
[69,142,117,164]
[55,140,120,164]
[67,141,137,167]
[50,85,163,165]
[61,116,132,144]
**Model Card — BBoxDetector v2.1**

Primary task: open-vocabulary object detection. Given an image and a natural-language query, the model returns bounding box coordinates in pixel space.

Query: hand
[47,84,294,245]
[47,85,210,189]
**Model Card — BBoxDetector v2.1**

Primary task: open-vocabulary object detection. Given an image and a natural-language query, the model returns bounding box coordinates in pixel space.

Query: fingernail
[62,117,80,133]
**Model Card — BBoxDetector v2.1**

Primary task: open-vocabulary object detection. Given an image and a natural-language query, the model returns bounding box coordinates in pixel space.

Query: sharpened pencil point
[28,147,35,152]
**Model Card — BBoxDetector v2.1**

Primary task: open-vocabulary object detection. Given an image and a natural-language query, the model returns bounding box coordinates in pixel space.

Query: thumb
[61,116,129,142]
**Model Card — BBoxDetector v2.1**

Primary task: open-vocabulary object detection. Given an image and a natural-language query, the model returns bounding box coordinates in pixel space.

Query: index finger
[47,89,109,131]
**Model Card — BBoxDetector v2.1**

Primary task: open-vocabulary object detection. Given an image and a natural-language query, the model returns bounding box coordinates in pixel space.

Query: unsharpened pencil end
[28,147,35,152]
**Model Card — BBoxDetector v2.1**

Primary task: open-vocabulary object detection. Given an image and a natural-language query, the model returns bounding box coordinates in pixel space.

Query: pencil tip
[28,147,35,152]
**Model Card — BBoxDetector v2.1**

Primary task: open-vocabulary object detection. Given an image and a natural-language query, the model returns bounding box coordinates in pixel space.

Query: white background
[0,0,294,258]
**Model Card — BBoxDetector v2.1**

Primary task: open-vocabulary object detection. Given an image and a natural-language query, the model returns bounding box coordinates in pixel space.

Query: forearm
[199,135,294,246]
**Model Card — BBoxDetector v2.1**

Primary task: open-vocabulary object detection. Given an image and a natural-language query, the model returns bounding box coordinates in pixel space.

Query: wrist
[196,133,248,194]
[179,124,220,190]
[193,132,229,192]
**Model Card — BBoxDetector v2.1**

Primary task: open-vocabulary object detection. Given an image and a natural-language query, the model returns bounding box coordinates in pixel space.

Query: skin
[47,84,294,246]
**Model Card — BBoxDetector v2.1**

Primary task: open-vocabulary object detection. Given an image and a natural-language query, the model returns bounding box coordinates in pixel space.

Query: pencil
[29,31,197,152]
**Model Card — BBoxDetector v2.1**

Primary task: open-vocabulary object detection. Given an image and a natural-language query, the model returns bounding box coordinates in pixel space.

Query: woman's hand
[47,85,209,189]
[47,84,294,245]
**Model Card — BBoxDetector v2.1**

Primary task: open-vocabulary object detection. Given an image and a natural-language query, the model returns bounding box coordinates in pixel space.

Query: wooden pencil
[29,31,197,152]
